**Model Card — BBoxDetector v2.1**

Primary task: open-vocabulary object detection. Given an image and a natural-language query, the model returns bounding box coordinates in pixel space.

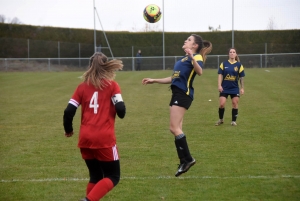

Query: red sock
[86,182,95,195]
[87,178,114,201]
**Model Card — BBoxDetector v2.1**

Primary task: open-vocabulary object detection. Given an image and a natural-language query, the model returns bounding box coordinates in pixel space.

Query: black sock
[175,138,185,163]
[175,135,192,162]
[219,108,225,119]
[232,108,238,121]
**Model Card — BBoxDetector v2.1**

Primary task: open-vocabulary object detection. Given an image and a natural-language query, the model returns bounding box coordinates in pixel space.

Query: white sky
[0,0,299,32]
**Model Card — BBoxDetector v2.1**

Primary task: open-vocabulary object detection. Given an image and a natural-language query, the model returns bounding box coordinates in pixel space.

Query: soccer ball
[143,4,162,23]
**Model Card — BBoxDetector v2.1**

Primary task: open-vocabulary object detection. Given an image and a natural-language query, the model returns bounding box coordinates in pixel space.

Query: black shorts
[169,85,193,110]
[219,93,240,99]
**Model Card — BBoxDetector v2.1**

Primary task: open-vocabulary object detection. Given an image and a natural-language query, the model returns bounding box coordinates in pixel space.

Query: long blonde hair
[228,48,240,62]
[82,52,123,89]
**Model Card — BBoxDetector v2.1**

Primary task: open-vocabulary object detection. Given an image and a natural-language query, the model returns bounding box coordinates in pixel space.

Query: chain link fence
[1,53,299,72]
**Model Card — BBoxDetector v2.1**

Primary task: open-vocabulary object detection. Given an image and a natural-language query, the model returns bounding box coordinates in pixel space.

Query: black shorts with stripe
[169,85,193,110]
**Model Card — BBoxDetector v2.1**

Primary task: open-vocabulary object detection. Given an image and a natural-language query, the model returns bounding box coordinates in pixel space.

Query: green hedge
[0,23,299,58]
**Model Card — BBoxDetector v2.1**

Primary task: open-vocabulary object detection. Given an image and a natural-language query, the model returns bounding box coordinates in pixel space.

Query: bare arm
[184,48,202,75]
[240,77,244,95]
[192,57,203,75]
[218,74,223,92]
[142,76,172,85]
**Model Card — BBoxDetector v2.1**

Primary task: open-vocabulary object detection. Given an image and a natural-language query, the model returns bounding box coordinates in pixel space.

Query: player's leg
[170,105,186,163]
[215,94,227,125]
[170,105,195,176]
[86,146,120,201]
[170,105,189,161]
[84,159,103,194]
[169,105,185,136]
[231,95,239,125]
[87,161,120,201]
[169,86,195,176]
[80,148,103,198]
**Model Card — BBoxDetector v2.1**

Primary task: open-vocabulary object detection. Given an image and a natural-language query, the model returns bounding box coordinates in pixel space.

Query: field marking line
[1,175,300,183]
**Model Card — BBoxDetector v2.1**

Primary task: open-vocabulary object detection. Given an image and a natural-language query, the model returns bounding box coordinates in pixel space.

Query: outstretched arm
[142,76,172,85]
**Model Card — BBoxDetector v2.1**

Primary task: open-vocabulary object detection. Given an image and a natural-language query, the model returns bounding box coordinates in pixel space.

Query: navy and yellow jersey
[171,54,203,99]
[218,60,245,94]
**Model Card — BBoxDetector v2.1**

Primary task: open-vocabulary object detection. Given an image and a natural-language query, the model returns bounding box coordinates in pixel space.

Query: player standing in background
[63,52,126,201]
[142,34,212,177]
[136,49,142,71]
[215,48,245,126]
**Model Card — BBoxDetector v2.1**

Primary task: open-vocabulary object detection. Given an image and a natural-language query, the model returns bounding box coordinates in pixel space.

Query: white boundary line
[1,175,300,183]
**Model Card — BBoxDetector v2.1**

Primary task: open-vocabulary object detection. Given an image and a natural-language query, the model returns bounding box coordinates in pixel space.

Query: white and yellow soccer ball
[143,4,162,23]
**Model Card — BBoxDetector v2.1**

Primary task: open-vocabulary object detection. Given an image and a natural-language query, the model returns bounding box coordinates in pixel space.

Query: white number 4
[89,92,99,114]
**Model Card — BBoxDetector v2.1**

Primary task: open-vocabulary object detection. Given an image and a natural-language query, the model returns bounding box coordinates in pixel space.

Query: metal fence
[1,53,299,72]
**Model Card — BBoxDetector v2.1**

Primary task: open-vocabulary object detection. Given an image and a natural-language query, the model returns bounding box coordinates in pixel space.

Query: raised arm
[184,48,203,76]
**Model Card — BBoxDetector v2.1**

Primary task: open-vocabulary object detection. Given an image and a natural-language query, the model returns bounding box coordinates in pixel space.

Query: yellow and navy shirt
[218,60,245,94]
[171,54,203,99]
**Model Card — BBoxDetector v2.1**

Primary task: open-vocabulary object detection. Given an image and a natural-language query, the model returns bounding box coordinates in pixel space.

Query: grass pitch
[0,68,300,201]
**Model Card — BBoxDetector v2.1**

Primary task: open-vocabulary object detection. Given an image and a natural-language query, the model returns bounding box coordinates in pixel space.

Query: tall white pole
[162,0,165,70]
[232,0,234,48]
[27,39,29,59]
[93,0,96,53]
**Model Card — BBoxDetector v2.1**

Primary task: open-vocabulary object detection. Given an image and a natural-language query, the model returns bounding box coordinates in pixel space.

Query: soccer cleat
[215,119,224,126]
[175,158,196,177]
[231,121,237,126]
[79,198,88,201]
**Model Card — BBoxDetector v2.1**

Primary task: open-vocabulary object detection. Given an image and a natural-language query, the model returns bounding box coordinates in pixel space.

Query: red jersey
[69,80,121,148]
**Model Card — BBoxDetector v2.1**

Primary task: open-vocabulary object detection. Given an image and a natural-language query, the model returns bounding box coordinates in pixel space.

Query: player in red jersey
[63,52,126,201]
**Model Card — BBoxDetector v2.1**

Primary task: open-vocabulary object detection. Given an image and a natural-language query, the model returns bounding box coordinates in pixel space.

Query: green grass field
[0,68,300,201]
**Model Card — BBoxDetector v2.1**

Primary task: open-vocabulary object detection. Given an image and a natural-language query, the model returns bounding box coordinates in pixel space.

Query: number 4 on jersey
[89,92,99,114]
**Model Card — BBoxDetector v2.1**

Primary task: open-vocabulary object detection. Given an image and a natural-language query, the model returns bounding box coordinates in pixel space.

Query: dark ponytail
[192,34,212,63]
[200,40,212,63]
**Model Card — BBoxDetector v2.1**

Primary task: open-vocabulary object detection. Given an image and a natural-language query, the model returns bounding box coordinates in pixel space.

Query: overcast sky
[0,0,299,32]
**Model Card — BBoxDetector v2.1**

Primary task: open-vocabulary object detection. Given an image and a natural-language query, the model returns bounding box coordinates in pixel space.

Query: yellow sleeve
[191,54,203,65]
[220,62,224,70]
[239,65,244,73]
[193,54,203,62]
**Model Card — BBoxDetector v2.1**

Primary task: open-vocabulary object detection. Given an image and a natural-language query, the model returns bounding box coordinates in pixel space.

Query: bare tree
[0,15,6,23]
[10,17,22,24]
[0,15,22,24]
[141,23,161,32]
[267,17,276,30]
[208,25,221,32]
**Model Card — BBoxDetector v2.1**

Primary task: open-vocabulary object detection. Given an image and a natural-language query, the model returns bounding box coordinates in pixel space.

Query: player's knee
[169,126,180,136]
[169,126,176,135]
[232,103,238,108]
[108,175,120,186]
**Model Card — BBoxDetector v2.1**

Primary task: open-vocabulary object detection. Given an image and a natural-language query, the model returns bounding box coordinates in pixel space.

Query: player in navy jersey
[215,48,245,126]
[63,52,126,201]
[142,34,212,177]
